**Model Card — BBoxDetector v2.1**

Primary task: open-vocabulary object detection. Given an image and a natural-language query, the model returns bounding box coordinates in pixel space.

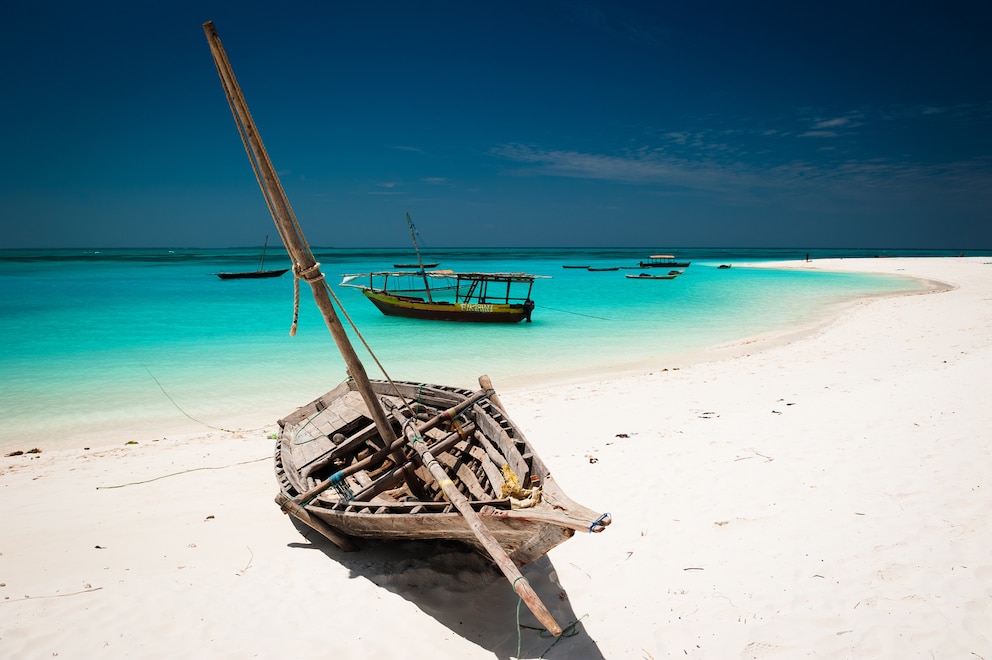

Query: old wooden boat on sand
[202,21,609,636]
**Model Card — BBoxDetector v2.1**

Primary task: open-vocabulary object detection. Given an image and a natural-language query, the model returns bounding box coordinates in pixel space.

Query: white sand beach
[2,257,990,658]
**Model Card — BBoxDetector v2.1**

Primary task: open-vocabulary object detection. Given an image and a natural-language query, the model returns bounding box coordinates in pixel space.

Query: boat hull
[362,289,534,323]
[274,379,607,566]
[217,268,290,279]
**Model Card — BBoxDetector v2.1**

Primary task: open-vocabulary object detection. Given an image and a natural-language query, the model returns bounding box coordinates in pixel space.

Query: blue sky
[2,1,990,249]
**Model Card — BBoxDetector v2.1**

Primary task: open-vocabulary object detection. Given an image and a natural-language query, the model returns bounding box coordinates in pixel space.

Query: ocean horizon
[0,246,968,452]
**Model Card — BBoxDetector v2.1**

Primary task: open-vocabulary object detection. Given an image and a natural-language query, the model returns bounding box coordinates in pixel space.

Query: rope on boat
[290,261,325,336]
[501,465,541,508]
[296,268,425,418]
[589,512,612,533]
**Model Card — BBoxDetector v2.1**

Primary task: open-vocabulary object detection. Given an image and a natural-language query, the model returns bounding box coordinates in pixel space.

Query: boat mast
[406,211,433,302]
[202,20,398,448]
[258,234,269,271]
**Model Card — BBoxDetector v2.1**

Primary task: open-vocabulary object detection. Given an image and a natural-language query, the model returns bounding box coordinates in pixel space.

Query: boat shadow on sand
[287,519,606,659]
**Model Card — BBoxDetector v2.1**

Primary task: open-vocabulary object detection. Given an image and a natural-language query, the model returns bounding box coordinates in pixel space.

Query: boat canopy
[341,270,548,284]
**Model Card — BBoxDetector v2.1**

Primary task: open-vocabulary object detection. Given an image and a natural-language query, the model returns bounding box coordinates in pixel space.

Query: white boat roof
[648,254,676,259]
[341,270,550,282]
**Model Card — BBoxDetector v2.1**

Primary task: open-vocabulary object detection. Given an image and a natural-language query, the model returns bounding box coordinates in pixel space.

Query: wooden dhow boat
[342,269,543,323]
[344,211,543,323]
[639,253,691,268]
[202,21,609,636]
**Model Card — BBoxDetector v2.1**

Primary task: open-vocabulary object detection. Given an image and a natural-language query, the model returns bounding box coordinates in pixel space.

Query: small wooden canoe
[275,376,611,566]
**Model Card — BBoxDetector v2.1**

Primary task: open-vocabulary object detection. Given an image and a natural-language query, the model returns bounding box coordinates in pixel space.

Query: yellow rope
[501,465,541,508]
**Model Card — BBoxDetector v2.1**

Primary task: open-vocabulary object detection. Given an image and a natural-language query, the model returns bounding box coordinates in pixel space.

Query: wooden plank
[435,446,489,501]
[474,416,528,483]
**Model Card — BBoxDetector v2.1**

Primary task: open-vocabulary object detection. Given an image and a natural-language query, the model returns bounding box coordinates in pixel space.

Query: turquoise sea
[0,247,964,451]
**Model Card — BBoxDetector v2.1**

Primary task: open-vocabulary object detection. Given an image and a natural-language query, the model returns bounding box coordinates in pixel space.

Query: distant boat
[638,254,691,268]
[587,266,620,272]
[626,270,684,280]
[562,264,589,269]
[392,212,439,269]
[343,270,545,323]
[718,264,732,269]
[216,235,289,279]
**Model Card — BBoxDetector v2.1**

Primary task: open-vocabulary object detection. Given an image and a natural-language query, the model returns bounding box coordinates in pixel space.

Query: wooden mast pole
[202,23,562,633]
[406,211,433,302]
[202,20,398,452]
[258,234,268,271]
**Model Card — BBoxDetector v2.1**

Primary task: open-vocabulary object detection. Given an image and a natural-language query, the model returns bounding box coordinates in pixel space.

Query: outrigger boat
[638,254,691,268]
[342,269,544,323]
[203,21,608,636]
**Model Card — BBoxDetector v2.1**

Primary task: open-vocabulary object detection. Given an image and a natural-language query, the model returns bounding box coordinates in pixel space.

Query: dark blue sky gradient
[2,1,990,249]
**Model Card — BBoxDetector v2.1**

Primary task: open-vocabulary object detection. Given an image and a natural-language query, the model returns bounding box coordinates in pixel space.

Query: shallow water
[0,247,935,449]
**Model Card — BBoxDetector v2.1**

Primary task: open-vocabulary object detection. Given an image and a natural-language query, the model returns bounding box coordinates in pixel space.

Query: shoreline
[501,257,954,392]
[0,258,960,458]
[2,256,990,658]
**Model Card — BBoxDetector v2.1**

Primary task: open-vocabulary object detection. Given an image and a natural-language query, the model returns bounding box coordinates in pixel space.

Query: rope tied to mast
[290,261,325,336]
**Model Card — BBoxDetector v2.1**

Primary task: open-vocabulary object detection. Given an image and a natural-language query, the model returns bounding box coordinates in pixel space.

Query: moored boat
[342,270,543,323]
[638,253,691,268]
[216,235,289,279]
[626,269,684,280]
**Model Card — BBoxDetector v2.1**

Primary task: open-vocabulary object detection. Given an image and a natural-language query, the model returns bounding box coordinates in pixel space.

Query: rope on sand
[96,457,268,489]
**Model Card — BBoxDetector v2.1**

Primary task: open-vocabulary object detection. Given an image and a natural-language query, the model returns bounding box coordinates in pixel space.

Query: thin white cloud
[491,142,992,206]
[814,117,851,129]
